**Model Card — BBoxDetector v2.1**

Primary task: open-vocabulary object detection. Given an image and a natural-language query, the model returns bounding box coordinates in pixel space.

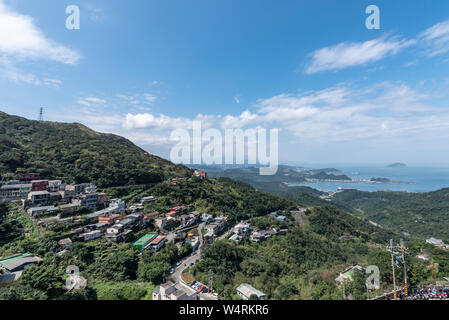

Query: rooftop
[133,233,158,246]
[236,283,265,298]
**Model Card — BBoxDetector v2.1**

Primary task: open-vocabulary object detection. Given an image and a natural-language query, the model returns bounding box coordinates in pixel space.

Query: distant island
[370,177,409,184]
[387,163,407,168]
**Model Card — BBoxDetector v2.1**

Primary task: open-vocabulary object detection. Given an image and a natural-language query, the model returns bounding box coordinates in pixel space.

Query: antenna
[39,107,44,121]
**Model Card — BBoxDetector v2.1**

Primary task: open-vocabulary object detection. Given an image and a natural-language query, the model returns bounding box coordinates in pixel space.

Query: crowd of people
[399,287,449,300]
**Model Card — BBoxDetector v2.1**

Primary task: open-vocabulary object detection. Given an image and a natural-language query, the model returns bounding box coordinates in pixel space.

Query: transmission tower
[39,107,44,121]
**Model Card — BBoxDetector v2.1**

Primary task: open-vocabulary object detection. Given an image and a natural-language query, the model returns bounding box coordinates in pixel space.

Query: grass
[89,280,156,300]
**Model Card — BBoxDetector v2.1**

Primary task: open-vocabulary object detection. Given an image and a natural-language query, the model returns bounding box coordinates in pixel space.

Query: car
[212,293,219,298]
[198,285,207,293]
[169,268,174,274]
[175,262,181,266]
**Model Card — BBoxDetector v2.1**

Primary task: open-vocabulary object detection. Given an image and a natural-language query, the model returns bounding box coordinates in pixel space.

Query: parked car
[198,285,207,293]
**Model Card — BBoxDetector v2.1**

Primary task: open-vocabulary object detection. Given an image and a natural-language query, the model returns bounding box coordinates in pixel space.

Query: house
[141,196,155,203]
[155,217,168,229]
[84,200,126,221]
[166,211,177,218]
[27,205,59,217]
[201,213,213,223]
[58,238,73,249]
[58,203,82,217]
[106,223,125,235]
[233,222,252,236]
[236,283,266,300]
[97,193,108,205]
[0,183,31,201]
[270,212,286,222]
[48,180,63,192]
[186,236,200,251]
[30,180,49,192]
[27,191,50,206]
[98,214,123,226]
[18,173,40,182]
[426,237,445,247]
[73,193,99,210]
[129,204,144,213]
[229,233,243,244]
[78,230,102,242]
[0,253,43,284]
[153,281,199,300]
[148,235,167,253]
[193,170,207,179]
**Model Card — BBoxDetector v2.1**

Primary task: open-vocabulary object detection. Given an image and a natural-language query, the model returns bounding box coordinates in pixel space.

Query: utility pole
[209,270,214,294]
[389,239,398,300]
[400,239,409,297]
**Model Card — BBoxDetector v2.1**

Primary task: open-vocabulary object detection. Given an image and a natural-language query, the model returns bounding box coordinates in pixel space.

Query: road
[170,223,218,300]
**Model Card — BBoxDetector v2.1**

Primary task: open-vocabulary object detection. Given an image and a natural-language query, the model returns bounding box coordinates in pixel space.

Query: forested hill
[332,189,449,241]
[0,111,191,187]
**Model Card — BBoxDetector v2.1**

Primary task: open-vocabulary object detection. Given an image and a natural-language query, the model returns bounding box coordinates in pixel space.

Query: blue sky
[1,0,449,164]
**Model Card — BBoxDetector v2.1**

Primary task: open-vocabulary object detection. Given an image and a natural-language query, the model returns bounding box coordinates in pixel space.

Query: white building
[236,283,266,300]
[153,282,199,300]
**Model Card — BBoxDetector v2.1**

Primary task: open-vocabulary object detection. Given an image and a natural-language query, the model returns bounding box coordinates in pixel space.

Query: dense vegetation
[332,189,449,241]
[124,177,297,224]
[0,111,191,187]
[193,206,449,300]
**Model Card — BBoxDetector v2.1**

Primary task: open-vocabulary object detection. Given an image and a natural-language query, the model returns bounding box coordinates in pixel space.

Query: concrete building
[236,283,266,300]
[27,191,50,206]
[74,193,99,210]
[78,230,102,242]
[0,253,43,284]
[0,183,31,201]
[27,205,59,217]
[148,235,167,253]
[30,180,49,192]
[153,281,199,300]
[133,233,158,252]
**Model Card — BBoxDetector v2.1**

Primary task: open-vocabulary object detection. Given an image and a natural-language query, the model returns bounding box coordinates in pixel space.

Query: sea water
[288,164,449,193]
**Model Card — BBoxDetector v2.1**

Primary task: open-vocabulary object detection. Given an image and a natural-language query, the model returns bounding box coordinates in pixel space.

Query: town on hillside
[0,170,293,300]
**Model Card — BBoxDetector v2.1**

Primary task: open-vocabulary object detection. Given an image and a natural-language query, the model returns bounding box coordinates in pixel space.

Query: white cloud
[86,4,105,23]
[221,110,259,129]
[305,36,415,74]
[251,83,449,143]
[77,97,107,107]
[420,19,449,56]
[0,56,63,87]
[0,0,81,64]
[118,93,157,106]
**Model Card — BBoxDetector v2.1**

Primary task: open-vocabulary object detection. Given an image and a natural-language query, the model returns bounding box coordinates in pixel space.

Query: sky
[1,0,449,165]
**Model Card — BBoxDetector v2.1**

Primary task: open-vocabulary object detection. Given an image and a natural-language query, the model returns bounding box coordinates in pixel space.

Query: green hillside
[0,112,191,187]
[332,189,449,241]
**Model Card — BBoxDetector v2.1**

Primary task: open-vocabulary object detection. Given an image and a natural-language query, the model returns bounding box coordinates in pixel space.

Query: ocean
[288,165,449,193]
